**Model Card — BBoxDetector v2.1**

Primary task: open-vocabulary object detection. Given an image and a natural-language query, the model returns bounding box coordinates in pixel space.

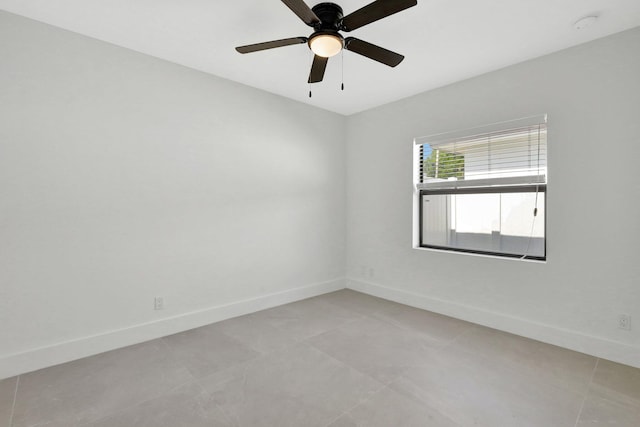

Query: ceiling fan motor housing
[311,3,344,30]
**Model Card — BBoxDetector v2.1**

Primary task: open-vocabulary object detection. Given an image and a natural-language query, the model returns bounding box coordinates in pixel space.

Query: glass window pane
[500,192,545,257]
[452,193,501,253]
[420,189,545,259]
[421,194,450,246]
[454,193,500,234]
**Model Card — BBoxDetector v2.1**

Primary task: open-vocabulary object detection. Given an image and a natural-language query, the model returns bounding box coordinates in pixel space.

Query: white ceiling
[1,0,640,115]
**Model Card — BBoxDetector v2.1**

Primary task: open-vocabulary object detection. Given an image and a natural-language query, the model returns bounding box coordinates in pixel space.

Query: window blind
[416,122,547,190]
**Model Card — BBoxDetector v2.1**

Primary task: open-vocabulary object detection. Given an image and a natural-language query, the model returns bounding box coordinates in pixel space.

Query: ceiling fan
[235,0,418,84]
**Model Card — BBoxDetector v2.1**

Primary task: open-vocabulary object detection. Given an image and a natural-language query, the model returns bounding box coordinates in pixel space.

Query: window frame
[418,185,547,261]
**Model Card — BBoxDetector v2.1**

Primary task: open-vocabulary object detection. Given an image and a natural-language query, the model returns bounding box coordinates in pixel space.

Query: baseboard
[347,278,640,369]
[5,277,637,379]
[0,278,345,380]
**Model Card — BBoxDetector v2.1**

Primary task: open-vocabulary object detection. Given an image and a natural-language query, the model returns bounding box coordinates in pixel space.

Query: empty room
[1,0,639,426]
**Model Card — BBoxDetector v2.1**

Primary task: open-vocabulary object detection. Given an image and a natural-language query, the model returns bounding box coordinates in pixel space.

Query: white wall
[346,27,640,368]
[0,11,346,378]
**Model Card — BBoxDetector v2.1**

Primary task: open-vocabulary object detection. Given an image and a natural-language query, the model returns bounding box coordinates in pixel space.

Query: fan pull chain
[308,52,313,98]
[341,50,345,91]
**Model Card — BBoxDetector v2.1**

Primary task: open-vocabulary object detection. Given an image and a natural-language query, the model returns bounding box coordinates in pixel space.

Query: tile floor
[1,290,639,426]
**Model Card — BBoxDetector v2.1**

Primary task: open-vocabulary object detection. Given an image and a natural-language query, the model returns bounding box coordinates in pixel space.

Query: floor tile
[314,289,406,317]
[577,391,640,427]
[373,304,475,346]
[393,345,585,427]
[214,311,298,354]
[0,376,17,426]
[250,296,364,341]
[162,324,260,379]
[306,315,440,384]
[197,342,383,427]
[11,339,193,427]
[450,325,597,393]
[8,292,637,427]
[591,359,640,406]
[327,384,460,427]
[326,415,359,427]
[85,382,233,427]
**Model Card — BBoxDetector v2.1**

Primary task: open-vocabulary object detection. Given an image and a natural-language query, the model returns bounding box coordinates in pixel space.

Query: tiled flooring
[1,290,639,426]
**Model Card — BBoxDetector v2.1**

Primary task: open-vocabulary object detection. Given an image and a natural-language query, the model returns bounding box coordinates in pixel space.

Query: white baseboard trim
[347,278,640,369]
[0,278,345,380]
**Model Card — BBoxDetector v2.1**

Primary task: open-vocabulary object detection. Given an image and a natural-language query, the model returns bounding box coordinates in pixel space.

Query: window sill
[412,245,547,263]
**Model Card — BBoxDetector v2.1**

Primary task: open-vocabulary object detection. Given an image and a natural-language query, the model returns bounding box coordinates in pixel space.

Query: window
[414,117,547,260]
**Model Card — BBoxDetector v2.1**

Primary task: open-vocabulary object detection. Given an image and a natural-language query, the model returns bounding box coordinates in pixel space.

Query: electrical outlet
[618,314,631,331]
[154,297,164,310]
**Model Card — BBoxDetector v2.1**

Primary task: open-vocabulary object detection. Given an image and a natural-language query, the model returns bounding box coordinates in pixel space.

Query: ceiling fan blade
[344,37,404,67]
[341,0,417,32]
[236,37,307,54]
[308,55,328,83]
[281,0,321,27]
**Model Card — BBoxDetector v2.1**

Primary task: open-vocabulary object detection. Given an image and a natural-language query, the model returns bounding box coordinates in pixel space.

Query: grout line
[322,382,389,427]
[367,302,479,353]
[437,324,478,352]
[297,314,366,343]
[86,375,200,426]
[299,338,389,391]
[157,337,201,382]
[84,340,201,426]
[573,357,600,427]
[8,375,19,427]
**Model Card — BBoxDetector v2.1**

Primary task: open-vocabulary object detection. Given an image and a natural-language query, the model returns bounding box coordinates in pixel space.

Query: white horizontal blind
[416,121,547,190]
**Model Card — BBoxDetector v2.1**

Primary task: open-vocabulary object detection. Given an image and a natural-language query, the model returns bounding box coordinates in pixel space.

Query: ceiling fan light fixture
[309,33,343,57]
